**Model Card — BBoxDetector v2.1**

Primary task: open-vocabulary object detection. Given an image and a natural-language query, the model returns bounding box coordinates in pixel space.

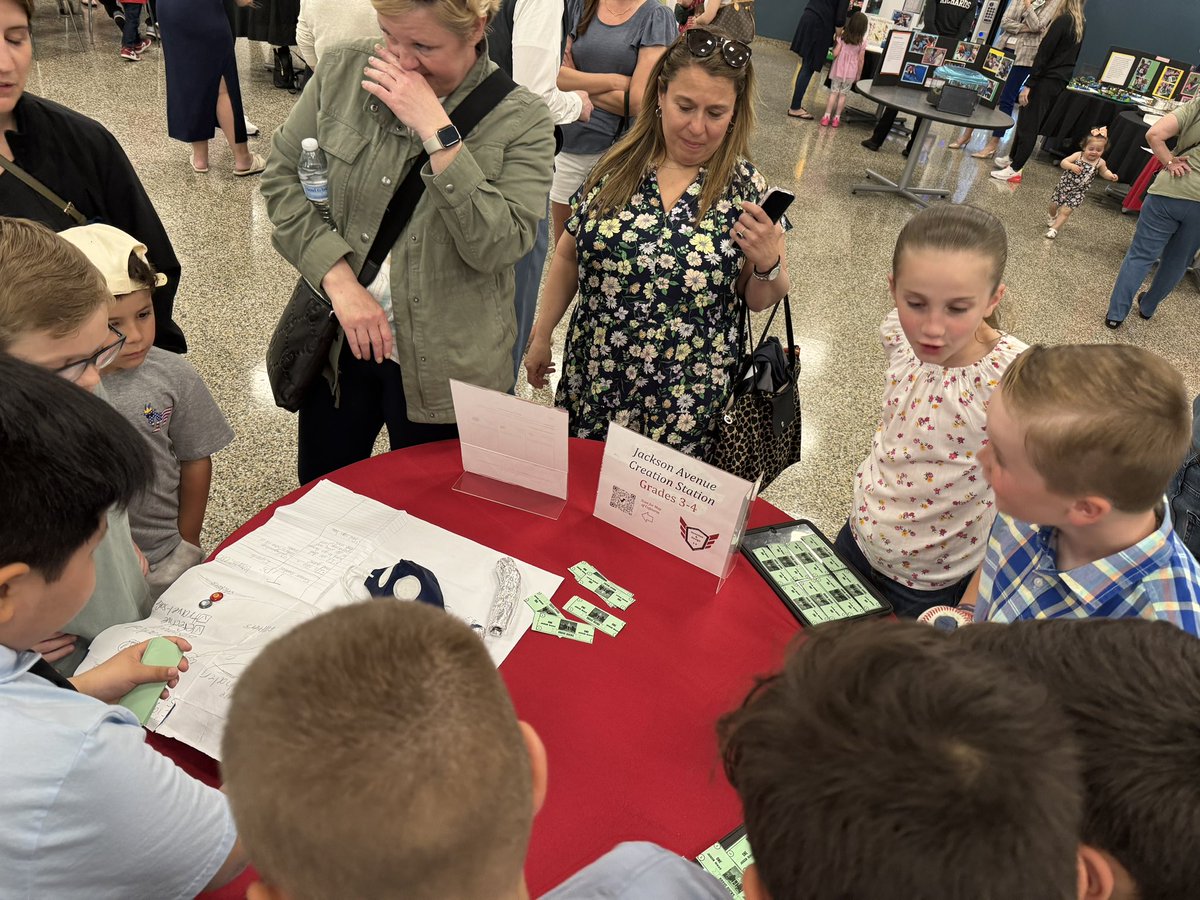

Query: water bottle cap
[301,137,319,152]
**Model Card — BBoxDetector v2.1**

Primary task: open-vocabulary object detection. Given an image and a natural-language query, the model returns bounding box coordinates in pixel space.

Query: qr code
[610,485,636,516]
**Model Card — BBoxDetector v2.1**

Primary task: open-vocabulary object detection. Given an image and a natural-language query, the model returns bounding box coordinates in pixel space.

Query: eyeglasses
[54,325,126,383]
[684,29,752,69]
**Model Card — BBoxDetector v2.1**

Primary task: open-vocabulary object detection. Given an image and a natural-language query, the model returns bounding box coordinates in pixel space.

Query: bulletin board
[871,28,1013,109]
[1097,46,1196,102]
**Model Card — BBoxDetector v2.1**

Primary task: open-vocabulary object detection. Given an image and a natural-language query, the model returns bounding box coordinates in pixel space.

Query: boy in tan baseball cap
[61,223,234,598]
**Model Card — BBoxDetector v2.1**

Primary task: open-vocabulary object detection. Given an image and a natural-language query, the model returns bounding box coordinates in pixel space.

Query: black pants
[296,344,458,485]
[1009,78,1067,172]
[834,522,970,618]
[869,107,920,154]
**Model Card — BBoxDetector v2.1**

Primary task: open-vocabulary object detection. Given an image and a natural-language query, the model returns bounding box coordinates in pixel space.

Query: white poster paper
[880,30,912,75]
[450,379,568,499]
[1100,52,1136,86]
[77,481,562,760]
[592,424,754,579]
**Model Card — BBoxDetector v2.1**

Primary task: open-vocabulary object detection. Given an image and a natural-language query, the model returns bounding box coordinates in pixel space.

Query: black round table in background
[1040,87,1138,159]
[1105,109,1158,185]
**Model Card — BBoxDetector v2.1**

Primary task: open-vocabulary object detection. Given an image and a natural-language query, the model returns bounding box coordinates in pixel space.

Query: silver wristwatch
[752,256,782,282]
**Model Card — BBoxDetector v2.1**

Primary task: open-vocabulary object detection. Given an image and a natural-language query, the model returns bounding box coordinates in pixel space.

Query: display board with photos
[1095,46,1197,103]
[871,28,1013,109]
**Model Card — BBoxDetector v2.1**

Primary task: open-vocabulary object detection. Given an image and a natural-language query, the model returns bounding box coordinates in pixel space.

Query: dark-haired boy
[956,619,1200,900]
[719,620,1084,900]
[0,353,244,896]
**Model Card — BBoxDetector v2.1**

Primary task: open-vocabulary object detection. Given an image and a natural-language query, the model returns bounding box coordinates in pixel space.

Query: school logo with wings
[680,518,719,551]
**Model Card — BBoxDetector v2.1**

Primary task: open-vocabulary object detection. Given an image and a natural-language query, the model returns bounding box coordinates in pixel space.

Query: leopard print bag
[709,294,802,489]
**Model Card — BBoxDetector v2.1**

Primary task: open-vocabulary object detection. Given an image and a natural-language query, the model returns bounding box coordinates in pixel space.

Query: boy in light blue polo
[0,353,245,898]
[969,344,1200,633]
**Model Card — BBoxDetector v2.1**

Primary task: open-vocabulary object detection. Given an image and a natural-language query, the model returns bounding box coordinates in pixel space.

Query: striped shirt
[975,505,1200,635]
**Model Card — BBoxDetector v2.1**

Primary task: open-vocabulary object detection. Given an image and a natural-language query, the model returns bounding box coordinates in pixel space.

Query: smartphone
[759,188,795,224]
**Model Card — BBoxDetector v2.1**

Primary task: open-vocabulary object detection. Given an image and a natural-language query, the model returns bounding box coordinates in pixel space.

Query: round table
[1039,86,1138,160]
[851,79,1014,208]
[1105,109,1156,185]
[161,438,800,898]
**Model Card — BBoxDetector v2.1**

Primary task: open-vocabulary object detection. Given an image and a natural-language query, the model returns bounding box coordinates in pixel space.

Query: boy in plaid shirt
[964,344,1200,634]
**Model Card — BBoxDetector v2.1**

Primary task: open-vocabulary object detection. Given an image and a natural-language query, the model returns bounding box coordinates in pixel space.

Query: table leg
[849,117,951,208]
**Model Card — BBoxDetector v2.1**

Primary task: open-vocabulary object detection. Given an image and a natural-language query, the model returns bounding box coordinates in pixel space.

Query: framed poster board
[1097,46,1196,101]
[871,29,1011,108]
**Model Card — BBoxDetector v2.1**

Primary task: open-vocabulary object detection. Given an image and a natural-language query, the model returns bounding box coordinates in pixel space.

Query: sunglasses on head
[684,29,752,69]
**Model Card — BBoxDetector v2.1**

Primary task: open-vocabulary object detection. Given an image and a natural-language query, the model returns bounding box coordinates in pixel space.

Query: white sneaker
[244,117,260,136]
[993,155,1011,168]
[991,166,1021,182]
[1045,227,1057,239]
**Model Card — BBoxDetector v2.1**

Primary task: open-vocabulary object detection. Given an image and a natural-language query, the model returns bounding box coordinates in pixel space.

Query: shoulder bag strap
[780,293,797,370]
[0,155,88,225]
[357,68,518,285]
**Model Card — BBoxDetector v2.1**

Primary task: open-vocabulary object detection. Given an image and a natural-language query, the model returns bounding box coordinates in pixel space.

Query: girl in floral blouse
[833,204,1029,618]
[524,28,788,459]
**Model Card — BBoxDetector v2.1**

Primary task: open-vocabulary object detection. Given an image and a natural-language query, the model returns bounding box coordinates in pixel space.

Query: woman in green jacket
[262,0,555,484]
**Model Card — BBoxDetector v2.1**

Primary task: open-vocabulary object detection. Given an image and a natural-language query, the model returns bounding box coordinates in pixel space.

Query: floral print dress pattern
[555,158,767,458]
[850,309,1029,590]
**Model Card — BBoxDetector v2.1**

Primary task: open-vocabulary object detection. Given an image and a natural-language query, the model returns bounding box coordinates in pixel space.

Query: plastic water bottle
[298,137,333,225]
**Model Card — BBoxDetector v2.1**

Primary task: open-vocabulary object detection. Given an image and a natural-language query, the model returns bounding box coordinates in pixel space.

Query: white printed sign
[593,424,755,579]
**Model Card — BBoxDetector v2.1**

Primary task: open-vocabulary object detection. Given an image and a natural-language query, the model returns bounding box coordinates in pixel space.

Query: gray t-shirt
[101,348,234,565]
[560,1,677,155]
[542,842,730,899]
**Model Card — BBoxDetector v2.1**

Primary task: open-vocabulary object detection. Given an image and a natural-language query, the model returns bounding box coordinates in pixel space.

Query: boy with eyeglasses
[0,216,153,673]
[61,224,233,599]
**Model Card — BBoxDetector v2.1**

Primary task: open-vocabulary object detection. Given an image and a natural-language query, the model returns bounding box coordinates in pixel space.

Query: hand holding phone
[759,187,795,224]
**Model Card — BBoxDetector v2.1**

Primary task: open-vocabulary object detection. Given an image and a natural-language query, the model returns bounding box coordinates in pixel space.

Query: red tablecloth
[171,438,799,897]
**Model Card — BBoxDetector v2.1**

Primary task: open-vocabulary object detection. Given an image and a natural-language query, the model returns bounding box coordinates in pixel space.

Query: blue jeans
[120,1,142,48]
[1168,396,1200,559]
[1106,193,1200,321]
[992,65,1030,137]
[834,521,971,618]
[511,211,548,380]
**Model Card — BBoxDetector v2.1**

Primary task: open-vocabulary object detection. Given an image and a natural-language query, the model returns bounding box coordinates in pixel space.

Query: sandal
[787,108,815,120]
[233,152,267,177]
[190,159,209,174]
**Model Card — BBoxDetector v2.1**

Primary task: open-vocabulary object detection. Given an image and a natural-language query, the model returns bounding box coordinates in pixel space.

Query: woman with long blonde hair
[525,28,790,460]
[991,0,1086,183]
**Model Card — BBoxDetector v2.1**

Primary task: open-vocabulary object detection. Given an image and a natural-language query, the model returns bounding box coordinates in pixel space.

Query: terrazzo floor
[25,10,1200,551]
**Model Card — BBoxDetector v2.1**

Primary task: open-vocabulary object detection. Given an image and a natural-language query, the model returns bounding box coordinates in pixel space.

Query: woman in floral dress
[525,28,789,459]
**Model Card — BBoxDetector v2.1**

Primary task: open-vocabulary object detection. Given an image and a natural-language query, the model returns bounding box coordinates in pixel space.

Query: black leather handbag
[266,69,517,412]
[709,294,802,489]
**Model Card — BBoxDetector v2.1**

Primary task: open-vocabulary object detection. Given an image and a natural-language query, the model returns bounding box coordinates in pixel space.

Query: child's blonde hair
[222,600,534,900]
[1000,345,1192,512]
[892,204,1007,328]
[0,217,109,350]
